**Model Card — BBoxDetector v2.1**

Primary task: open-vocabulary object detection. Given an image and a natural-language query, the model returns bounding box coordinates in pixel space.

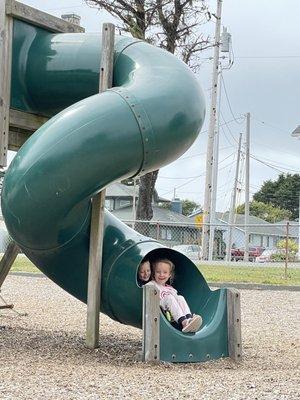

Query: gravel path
[0,276,299,400]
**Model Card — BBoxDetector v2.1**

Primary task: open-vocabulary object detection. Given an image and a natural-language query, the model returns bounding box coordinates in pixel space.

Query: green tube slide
[2,20,229,362]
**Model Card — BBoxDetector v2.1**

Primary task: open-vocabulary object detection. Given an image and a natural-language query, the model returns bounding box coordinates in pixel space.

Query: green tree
[253,173,300,220]
[236,200,292,223]
[160,198,200,216]
[85,0,211,221]
[182,199,200,216]
[273,239,298,262]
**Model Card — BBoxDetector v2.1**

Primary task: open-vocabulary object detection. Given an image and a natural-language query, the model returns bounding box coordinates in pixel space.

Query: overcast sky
[19,0,300,212]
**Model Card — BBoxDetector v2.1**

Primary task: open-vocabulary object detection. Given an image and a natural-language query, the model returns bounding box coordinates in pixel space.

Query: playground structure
[0,0,241,363]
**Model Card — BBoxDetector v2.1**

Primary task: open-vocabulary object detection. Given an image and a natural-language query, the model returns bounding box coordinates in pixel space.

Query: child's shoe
[182,314,202,333]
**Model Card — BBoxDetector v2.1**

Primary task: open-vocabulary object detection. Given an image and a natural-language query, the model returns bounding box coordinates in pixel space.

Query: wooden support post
[86,23,115,349]
[0,241,19,288]
[5,0,84,33]
[0,0,13,167]
[227,288,242,361]
[142,283,160,362]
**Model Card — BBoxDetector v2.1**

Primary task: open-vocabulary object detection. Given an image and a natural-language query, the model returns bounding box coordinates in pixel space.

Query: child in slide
[137,259,152,287]
[150,258,202,333]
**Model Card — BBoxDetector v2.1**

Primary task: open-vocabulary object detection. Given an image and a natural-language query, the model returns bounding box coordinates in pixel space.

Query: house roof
[189,210,295,237]
[111,204,194,224]
[217,214,299,238]
[276,220,299,237]
[215,212,286,236]
[105,182,169,202]
[106,182,137,198]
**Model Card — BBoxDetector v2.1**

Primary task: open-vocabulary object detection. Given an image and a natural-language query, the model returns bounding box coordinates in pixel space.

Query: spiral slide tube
[2,20,229,362]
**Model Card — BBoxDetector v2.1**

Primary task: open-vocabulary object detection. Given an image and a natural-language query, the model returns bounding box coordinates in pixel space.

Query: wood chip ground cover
[0,276,299,399]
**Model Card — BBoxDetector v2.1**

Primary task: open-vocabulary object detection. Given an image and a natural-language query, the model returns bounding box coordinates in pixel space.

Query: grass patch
[5,256,300,286]
[199,264,300,286]
[10,255,39,273]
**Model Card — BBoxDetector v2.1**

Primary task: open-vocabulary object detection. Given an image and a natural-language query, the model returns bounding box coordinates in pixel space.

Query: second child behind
[150,258,202,333]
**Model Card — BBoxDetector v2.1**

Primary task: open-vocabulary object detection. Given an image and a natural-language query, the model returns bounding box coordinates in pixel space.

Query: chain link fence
[0,218,13,254]
[124,219,300,269]
[0,215,299,269]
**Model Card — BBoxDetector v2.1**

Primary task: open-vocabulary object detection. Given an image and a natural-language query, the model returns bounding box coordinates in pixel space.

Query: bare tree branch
[85,0,212,220]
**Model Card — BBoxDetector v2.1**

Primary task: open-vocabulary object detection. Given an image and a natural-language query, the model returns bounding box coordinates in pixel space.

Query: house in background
[190,211,298,251]
[106,183,201,246]
[105,183,138,212]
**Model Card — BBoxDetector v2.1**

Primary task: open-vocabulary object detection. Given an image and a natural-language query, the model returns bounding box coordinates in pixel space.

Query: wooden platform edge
[142,283,160,362]
[5,0,85,33]
[227,288,242,361]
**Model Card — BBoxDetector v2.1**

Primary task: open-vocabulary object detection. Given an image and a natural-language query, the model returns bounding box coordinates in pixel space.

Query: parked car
[255,248,295,263]
[172,244,202,261]
[256,249,278,263]
[231,246,265,261]
[231,248,243,261]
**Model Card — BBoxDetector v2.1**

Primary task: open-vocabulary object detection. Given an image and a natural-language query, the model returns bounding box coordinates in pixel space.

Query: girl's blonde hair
[152,258,175,284]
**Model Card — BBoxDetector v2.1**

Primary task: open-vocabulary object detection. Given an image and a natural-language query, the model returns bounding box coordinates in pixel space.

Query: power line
[251,116,286,133]
[252,155,300,172]
[250,155,300,174]
[236,55,300,59]
[160,159,236,196]
[220,73,245,124]
[178,145,234,162]
[159,152,235,180]
[220,111,239,144]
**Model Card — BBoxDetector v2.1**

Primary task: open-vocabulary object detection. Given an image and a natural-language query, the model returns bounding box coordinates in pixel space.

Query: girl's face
[154,262,171,286]
[138,261,151,282]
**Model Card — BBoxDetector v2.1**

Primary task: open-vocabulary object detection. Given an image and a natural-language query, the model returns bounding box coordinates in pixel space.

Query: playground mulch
[0,276,298,400]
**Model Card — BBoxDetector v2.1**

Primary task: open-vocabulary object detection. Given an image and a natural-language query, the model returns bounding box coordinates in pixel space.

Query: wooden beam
[8,127,31,150]
[142,283,160,362]
[86,23,115,349]
[9,109,48,132]
[7,110,49,150]
[0,241,19,288]
[227,288,242,361]
[5,0,85,33]
[0,0,13,167]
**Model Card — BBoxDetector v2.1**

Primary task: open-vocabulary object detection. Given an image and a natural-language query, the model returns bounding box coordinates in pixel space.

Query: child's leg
[177,295,192,318]
[161,295,186,324]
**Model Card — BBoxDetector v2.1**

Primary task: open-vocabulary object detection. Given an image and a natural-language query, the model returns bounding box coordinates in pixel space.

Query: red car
[231,246,265,261]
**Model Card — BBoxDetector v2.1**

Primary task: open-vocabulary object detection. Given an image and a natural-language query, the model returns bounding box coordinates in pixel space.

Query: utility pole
[244,113,250,261]
[208,70,222,261]
[226,133,243,261]
[202,0,223,260]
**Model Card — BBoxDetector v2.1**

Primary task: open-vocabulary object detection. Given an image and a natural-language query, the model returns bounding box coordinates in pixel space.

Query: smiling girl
[149,258,202,333]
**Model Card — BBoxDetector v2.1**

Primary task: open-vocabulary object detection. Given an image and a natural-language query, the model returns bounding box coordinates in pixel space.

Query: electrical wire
[236,55,300,59]
[159,152,235,180]
[220,111,240,144]
[159,158,236,197]
[250,155,300,174]
[251,116,287,133]
[178,145,234,161]
[220,73,245,124]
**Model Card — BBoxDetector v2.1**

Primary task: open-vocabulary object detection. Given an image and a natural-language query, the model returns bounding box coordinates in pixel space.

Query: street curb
[209,282,300,292]
[8,272,300,292]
